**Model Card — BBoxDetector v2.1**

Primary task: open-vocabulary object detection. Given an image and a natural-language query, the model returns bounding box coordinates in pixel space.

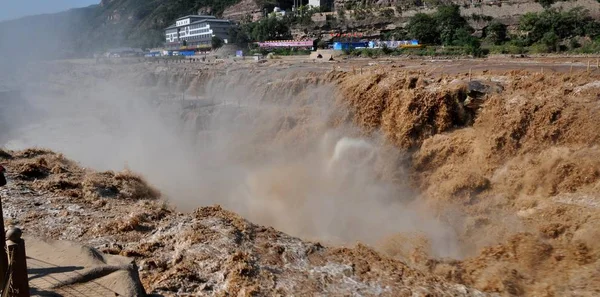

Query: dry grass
[2,149,161,202]
[82,170,160,200]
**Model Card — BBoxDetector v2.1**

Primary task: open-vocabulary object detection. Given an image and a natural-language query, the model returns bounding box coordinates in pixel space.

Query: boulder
[466,80,504,98]
[449,79,504,109]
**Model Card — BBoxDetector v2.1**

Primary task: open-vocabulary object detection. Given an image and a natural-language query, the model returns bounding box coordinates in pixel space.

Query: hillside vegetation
[1,0,599,59]
[0,0,259,58]
[95,0,247,47]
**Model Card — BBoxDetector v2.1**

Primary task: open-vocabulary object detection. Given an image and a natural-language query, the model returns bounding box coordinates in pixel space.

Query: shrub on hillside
[407,13,439,44]
[406,5,473,46]
[485,21,508,45]
[519,8,600,46]
[212,36,224,49]
[535,0,555,9]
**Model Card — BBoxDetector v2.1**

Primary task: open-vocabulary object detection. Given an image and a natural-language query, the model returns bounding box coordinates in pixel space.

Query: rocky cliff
[1,0,599,56]
[4,56,600,296]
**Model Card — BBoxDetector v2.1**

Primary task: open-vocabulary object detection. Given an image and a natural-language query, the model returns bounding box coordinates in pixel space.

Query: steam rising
[2,64,460,258]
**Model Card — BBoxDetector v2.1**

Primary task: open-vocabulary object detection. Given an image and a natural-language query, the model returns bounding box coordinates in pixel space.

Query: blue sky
[0,0,99,21]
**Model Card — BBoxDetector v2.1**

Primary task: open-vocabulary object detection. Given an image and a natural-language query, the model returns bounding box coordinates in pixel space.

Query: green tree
[540,31,559,51]
[353,8,368,20]
[295,5,315,26]
[466,38,483,57]
[424,0,445,7]
[519,8,600,45]
[407,13,439,44]
[337,7,346,24]
[585,21,600,39]
[536,0,555,9]
[316,39,328,49]
[250,17,292,41]
[453,27,473,45]
[453,28,482,56]
[380,8,395,19]
[381,43,393,55]
[519,12,547,44]
[394,3,403,15]
[212,36,224,49]
[407,5,472,45]
[228,26,251,46]
[434,5,471,45]
[384,27,408,40]
[486,21,508,45]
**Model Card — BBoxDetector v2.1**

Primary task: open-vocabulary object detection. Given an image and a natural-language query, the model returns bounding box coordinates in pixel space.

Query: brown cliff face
[336,68,600,296]
[222,0,263,21]
[5,59,600,296]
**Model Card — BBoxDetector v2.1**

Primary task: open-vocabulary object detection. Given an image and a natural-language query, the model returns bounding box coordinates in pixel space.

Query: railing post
[6,228,29,297]
[0,165,8,290]
[0,194,6,290]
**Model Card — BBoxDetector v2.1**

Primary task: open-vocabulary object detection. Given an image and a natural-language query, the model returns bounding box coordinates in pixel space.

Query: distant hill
[1,0,598,60]
[0,0,252,59]
[0,0,309,59]
[0,6,95,67]
[93,0,248,48]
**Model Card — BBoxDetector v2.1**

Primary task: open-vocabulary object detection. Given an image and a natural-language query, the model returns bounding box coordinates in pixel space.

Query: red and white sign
[257,40,314,47]
[330,33,363,38]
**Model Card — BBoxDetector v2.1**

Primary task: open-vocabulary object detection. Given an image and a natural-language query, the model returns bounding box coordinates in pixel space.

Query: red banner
[330,33,363,38]
[257,40,314,47]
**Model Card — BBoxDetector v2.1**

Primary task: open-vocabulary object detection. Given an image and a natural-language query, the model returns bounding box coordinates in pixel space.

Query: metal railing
[2,228,29,297]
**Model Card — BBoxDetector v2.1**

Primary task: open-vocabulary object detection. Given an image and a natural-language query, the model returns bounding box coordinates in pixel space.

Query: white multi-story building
[164,15,232,50]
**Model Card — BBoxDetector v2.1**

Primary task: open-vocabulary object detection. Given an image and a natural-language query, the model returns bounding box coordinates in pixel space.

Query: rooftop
[166,18,232,30]
[177,15,216,21]
[190,19,231,25]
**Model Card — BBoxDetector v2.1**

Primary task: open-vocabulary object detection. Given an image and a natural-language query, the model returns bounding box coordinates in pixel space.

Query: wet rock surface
[1,150,488,296]
[3,59,600,296]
